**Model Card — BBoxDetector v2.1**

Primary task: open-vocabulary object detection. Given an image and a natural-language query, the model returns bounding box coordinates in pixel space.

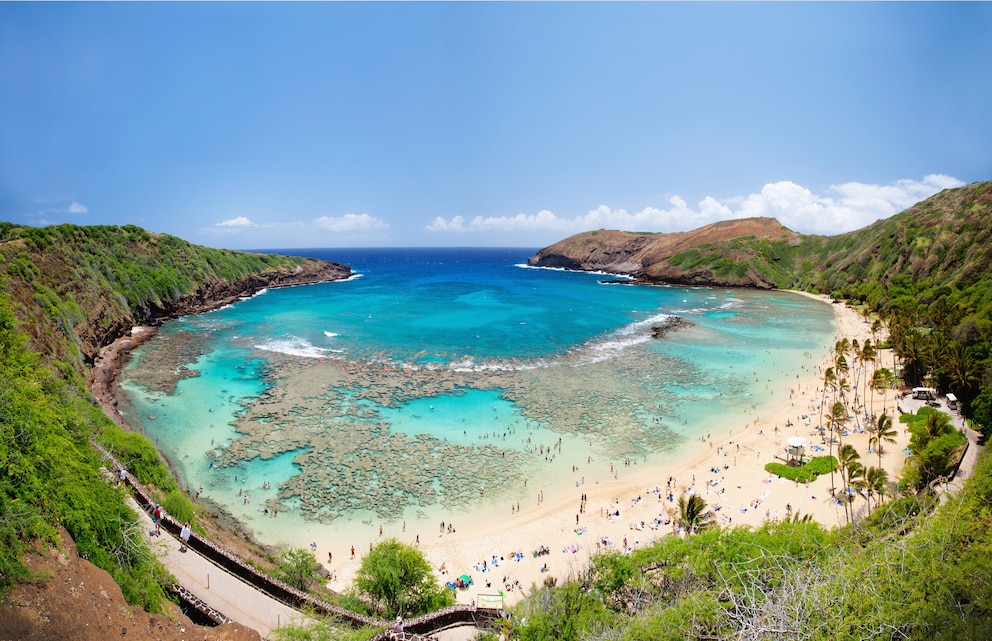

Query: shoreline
[91,288,911,609]
[397,292,909,606]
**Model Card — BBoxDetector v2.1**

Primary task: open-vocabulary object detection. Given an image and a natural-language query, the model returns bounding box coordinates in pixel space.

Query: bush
[97,424,177,491]
[350,538,454,619]
[161,490,196,526]
[279,547,319,592]
[765,456,837,483]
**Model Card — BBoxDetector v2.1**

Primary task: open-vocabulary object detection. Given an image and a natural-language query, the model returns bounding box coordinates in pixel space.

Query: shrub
[765,456,837,483]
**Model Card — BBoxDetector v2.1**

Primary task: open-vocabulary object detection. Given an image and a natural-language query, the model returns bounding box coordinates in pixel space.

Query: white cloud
[66,201,88,214]
[425,175,965,238]
[218,216,253,227]
[200,212,389,247]
[313,213,388,233]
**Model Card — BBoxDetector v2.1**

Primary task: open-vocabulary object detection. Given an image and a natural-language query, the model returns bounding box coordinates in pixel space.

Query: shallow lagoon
[117,248,837,547]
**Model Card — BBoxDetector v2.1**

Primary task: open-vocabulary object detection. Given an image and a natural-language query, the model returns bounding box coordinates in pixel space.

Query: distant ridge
[0,223,351,374]
[529,217,799,288]
[529,181,992,308]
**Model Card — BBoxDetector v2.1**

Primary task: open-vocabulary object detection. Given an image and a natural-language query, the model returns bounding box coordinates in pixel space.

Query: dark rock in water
[650,316,693,339]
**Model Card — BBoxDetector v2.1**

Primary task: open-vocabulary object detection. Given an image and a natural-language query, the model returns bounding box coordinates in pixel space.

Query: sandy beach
[94,292,913,610]
[318,293,913,607]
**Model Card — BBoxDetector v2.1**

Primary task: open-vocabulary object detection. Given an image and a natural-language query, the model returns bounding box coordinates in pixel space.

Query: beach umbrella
[460,574,472,583]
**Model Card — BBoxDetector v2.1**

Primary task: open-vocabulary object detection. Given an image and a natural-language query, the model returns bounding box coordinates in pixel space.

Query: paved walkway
[128,496,303,638]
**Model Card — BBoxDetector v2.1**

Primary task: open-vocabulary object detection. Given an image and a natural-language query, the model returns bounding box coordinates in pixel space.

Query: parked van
[946,393,959,410]
[912,387,937,401]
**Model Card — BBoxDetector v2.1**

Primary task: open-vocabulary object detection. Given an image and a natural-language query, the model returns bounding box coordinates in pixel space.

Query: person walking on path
[152,504,163,536]
[179,521,191,552]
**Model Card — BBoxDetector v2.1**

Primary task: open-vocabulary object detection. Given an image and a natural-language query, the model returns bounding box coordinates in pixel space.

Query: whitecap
[254,337,332,359]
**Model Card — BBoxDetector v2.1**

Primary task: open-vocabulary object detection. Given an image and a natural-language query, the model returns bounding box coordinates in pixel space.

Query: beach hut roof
[787,436,806,447]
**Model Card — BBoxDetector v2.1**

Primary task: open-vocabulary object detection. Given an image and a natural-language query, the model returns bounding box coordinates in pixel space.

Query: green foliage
[350,538,454,619]
[972,386,992,438]
[278,547,319,592]
[765,455,836,483]
[901,407,968,489]
[161,490,196,526]
[97,423,176,491]
[0,295,169,609]
[514,580,614,641]
[269,611,382,641]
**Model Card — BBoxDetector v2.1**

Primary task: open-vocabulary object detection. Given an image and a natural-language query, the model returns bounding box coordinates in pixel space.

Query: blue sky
[1,2,990,250]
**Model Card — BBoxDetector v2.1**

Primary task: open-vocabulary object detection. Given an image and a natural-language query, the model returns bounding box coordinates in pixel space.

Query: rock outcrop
[529,217,800,288]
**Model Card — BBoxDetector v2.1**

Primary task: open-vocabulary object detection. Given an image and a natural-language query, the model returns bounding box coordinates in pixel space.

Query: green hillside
[504,182,992,640]
[0,223,349,609]
[0,222,349,379]
[2,185,992,640]
[536,181,992,423]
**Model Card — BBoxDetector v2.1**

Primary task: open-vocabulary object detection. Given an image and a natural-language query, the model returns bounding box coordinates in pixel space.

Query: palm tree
[835,337,851,364]
[855,340,876,413]
[818,367,836,436]
[870,319,884,368]
[834,355,850,398]
[837,378,854,428]
[825,401,849,492]
[944,342,981,406]
[869,367,891,418]
[837,443,863,523]
[864,466,889,511]
[676,493,716,536]
[913,410,954,451]
[869,412,898,470]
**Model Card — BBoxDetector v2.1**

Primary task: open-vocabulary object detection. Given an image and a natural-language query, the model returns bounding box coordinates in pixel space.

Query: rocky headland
[528,217,801,288]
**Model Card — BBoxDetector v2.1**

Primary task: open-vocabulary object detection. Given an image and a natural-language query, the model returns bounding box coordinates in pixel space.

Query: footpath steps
[97,443,500,640]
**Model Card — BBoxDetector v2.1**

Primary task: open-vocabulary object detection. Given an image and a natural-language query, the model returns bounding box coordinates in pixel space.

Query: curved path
[127,493,301,637]
[97,444,501,640]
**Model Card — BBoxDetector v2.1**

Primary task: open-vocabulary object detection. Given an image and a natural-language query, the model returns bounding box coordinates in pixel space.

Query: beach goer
[179,521,191,552]
[118,467,127,485]
[351,545,355,559]
[152,504,162,536]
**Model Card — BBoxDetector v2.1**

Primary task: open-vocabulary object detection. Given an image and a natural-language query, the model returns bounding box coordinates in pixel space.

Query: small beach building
[786,436,806,465]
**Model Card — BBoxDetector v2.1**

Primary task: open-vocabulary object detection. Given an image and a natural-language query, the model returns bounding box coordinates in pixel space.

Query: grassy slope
[0,222,342,377]
[505,182,992,640]
[2,194,992,637]
[0,223,346,610]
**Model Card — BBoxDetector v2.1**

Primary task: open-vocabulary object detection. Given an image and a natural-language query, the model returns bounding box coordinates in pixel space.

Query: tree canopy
[351,539,453,619]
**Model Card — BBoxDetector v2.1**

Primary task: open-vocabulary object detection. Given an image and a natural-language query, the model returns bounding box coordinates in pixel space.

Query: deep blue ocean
[118,247,837,545]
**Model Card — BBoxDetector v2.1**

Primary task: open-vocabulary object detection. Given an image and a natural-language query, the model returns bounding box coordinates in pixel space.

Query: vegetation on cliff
[0,223,350,611]
[532,181,992,430]
[501,181,992,639]
[0,222,349,377]
[3,176,992,639]
[0,297,171,608]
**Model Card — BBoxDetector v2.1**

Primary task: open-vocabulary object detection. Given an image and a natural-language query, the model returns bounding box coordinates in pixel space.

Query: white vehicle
[946,393,959,410]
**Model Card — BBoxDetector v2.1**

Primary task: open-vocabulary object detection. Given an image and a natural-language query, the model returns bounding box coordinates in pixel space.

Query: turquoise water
[117,248,837,541]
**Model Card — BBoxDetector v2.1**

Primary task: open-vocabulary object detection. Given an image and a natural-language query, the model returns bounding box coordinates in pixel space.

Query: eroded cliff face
[146,260,350,321]
[529,217,800,288]
[3,241,350,375]
[0,528,261,641]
